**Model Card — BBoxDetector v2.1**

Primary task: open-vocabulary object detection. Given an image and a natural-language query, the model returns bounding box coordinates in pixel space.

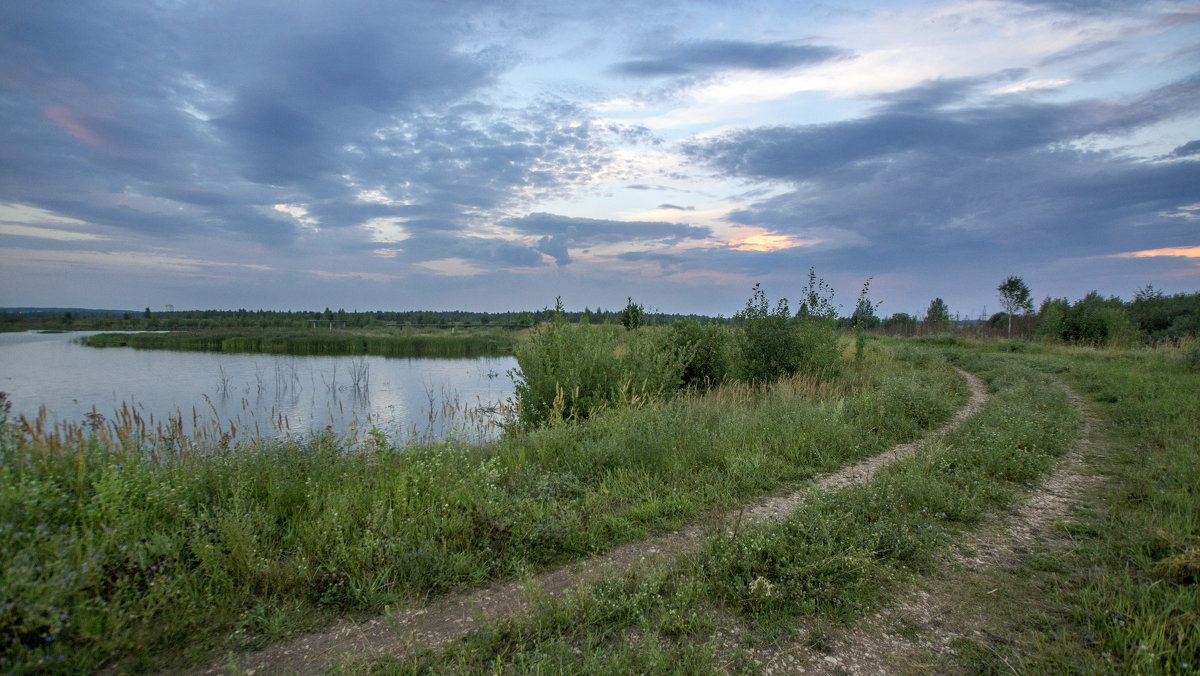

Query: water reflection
[0,331,518,446]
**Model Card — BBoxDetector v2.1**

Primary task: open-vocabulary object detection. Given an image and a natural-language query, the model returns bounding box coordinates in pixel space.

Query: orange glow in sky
[1114,246,1200,259]
[43,106,105,147]
[728,233,821,252]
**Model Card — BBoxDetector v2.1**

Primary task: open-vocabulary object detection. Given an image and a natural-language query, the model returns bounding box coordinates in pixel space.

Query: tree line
[2,275,1196,346]
[857,277,1199,346]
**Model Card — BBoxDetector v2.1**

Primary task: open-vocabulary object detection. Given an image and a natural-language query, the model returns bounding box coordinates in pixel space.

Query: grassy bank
[942,345,1200,674]
[0,344,964,672]
[79,328,515,358]
[363,343,1198,675]
[365,350,1081,673]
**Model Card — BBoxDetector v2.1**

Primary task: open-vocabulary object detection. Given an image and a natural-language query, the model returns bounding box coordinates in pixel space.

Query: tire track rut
[199,369,988,675]
[753,382,1101,675]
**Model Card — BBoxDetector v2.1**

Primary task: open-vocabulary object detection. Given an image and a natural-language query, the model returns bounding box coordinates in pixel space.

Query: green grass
[367,342,1200,675]
[0,343,965,672]
[364,350,1083,673]
[942,346,1200,675]
[78,328,515,358]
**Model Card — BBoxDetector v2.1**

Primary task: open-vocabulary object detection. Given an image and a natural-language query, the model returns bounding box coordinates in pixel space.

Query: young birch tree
[997,276,1033,338]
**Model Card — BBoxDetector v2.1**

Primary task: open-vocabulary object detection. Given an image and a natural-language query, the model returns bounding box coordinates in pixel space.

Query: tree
[619,296,644,330]
[882,312,917,335]
[796,267,838,321]
[851,278,879,361]
[735,283,800,381]
[850,296,880,329]
[997,276,1033,338]
[925,298,951,325]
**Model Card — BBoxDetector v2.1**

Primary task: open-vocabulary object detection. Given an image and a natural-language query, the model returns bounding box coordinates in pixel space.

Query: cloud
[612,40,848,78]
[504,212,711,266]
[0,247,272,276]
[1113,246,1200,260]
[0,0,656,268]
[0,224,107,242]
[1171,140,1200,157]
[385,231,547,269]
[686,72,1200,183]
[2,0,1198,313]
[683,73,1200,276]
[1009,0,1150,14]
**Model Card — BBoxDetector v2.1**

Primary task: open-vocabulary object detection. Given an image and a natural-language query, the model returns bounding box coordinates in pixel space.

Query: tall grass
[951,346,1200,674]
[511,294,841,429]
[0,346,965,672]
[80,329,514,358]
[511,320,686,427]
[373,352,1082,674]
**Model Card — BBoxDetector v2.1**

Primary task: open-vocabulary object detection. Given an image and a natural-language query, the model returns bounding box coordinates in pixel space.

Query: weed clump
[513,281,841,428]
[511,302,685,427]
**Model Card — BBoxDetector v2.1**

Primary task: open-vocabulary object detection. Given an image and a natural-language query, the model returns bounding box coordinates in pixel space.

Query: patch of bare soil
[753,385,1104,675]
[196,370,987,675]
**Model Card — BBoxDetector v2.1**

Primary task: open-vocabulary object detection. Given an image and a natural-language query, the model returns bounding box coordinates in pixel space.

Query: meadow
[1,289,1197,673]
[366,338,1199,675]
[2,310,963,672]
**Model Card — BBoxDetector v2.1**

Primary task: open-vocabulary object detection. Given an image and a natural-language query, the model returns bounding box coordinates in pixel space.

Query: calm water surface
[0,331,517,443]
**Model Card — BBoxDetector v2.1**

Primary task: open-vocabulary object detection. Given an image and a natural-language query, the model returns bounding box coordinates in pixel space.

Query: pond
[0,331,518,445]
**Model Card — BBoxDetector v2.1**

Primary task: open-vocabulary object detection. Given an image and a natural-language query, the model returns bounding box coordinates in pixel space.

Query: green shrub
[1037,292,1138,347]
[669,319,733,388]
[732,284,839,383]
[512,315,684,427]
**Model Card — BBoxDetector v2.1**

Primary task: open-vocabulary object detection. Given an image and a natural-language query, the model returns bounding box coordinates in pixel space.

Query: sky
[1,0,1197,318]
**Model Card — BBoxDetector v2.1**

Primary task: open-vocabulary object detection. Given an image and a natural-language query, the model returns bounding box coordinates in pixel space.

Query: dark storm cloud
[1010,0,1139,14]
[612,40,848,77]
[504,212,711,266]
[686,74,1200,182]
[191,1,498,188]
[393,232,546,268]
[1171,140,1200,157]
[874,74,1015,112]
[684,73,1200,275]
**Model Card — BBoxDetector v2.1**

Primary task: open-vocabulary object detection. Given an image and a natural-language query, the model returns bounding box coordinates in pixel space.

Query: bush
[1129,287,1200,339]
[669,319,733,388]
[1037,292,1138,347]
[512,315,684,428]
[732,284,839,383]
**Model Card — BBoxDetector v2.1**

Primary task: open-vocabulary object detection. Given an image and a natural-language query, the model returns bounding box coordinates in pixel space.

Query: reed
[79,329,514,358]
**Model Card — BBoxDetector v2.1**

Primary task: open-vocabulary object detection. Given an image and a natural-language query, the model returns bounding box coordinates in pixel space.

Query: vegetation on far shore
[0,305,721,334]
[79,327,515,358]
[3,282,1197,349]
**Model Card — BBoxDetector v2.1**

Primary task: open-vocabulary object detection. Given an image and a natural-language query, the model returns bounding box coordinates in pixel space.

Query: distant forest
[2,287,1197,345]
[0,305,722,332]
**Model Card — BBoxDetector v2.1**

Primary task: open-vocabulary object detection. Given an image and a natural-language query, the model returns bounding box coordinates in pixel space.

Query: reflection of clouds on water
[1,331,516,445]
